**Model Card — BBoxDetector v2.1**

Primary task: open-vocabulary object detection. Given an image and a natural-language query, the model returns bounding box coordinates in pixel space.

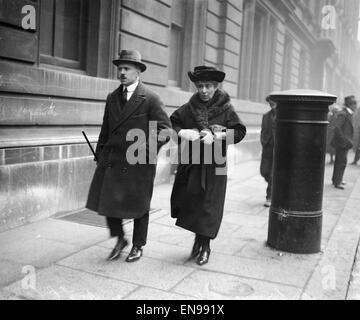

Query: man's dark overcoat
[260,109,275,180]
[170,89,246,239]
[331,108,354,150]
[86,82,171,219]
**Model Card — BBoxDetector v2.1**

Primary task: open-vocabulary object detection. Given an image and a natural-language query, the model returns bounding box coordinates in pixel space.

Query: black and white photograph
[0,0,360,304]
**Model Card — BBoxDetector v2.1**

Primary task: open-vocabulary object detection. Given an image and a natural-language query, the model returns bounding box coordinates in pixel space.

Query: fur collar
[188,89,232,130]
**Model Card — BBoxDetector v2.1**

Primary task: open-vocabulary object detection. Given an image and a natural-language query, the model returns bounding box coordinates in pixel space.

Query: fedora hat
[112,50,147,72]
[188,66,225,83]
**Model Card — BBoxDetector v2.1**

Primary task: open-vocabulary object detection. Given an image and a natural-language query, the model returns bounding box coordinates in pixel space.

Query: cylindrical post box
[267,89,337,254]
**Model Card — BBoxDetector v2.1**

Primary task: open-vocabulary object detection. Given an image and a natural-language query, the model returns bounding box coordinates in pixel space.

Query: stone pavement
[0,156,360,300]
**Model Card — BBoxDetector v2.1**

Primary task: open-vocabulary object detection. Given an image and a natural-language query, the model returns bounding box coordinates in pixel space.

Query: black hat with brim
[112,49,147,72]
[188,66,225,83]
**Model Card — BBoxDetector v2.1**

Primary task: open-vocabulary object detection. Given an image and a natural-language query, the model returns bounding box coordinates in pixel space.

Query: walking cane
[82,131,98,162]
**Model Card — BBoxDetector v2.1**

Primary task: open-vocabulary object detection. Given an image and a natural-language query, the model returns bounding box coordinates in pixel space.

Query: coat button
[107,164,112,168]
[121,167,127,173]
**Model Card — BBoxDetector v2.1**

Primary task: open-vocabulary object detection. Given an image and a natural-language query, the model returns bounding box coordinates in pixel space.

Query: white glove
[200,130,214,144]
[178,129,200,141]
[214,131,226,140]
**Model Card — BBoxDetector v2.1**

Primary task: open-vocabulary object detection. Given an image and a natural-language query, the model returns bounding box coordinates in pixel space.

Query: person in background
[331,95,357,189]
[260,96,276,208]
[327,104,341,164]
[351,99,360,165]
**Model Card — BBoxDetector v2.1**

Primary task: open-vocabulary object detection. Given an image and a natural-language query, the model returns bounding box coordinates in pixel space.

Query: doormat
[54,208,160,228]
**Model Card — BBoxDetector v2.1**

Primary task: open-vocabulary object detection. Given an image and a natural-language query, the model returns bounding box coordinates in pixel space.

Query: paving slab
[302,177,360,300]
[145,223,195,248]
[57,246,194,291]
[209,235,249,256]
[0,218,107,245]
[172,270,301,300]
[224,199,266,215]
[225,184,262,201]
[346,242,360,300]
[216,221,242,237]
[0,237,80,268]
[235,241,323,274]
[124,287,193,300]
[97,239,190,265]
[222,212,268,228]
[0,259,25,288]
[321,213,340,240]
[0,219,109,268]
[0,265,137,300]
[184,249,319,288]
[231,225,268,243]
[151,211,176,227]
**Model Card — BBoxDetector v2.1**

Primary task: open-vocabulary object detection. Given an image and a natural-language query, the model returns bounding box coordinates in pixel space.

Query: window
[298,49,307,88]
[168,24,184,87]
[249,11,263,101]
[266,17,277,94]
[282,36,293,90]
[168,0,187,87]
[39,0,89,70]
[249,8,275,101]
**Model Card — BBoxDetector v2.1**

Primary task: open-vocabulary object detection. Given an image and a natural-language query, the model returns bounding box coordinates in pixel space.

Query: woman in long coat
[170,66,246,265]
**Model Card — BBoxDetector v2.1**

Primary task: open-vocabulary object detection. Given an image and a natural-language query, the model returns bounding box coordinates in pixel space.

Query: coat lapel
[111,82,146,133]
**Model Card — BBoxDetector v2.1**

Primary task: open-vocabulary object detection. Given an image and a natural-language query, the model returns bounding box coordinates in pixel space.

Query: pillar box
[267,89,337,254]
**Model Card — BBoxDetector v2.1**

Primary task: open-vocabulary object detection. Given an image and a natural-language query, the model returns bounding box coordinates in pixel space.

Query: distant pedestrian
[331,96,357,189]
[170,66,246,266]
[351,102,360,165]
[326,104,341,164]
[260,96,276,207]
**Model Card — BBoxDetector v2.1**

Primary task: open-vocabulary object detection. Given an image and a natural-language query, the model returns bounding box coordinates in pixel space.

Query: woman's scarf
[188,89,232,131]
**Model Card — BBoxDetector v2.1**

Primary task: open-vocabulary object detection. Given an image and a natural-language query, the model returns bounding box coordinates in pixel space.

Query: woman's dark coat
[86,82,171,219]
[170,89,246,239]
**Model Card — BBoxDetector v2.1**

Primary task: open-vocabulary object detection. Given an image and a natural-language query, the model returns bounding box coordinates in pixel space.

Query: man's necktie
[120,87,128,107]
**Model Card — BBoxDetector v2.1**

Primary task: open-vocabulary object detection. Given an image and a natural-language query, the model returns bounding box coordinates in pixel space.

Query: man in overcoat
[86,50,171,262]
[351,101,360,165]
[331,96,357,189]
[260,96,276,207]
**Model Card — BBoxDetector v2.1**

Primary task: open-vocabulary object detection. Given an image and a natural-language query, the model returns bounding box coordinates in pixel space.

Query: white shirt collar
[124,79,139,93]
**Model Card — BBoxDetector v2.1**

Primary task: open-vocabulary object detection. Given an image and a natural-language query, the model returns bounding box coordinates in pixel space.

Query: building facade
[0,0,359,231]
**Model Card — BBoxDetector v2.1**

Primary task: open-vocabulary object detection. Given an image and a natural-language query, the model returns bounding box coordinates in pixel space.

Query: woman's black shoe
[190,240,202,259]
[197,249,211,266]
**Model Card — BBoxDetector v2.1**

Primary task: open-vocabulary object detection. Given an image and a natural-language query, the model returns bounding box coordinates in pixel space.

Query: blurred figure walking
[326,104,341,164]
[331,96,357,189]
[260,96,276,207]
[351,101,360,165]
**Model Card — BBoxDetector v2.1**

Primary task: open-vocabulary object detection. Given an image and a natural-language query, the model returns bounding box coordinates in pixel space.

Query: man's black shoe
[334,184,345,190]
[126,246,143,263]
[107,238,128,261]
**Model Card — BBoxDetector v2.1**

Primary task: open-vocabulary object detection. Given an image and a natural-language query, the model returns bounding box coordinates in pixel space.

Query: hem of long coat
[175,219,218,239]
[85,204,149,220]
